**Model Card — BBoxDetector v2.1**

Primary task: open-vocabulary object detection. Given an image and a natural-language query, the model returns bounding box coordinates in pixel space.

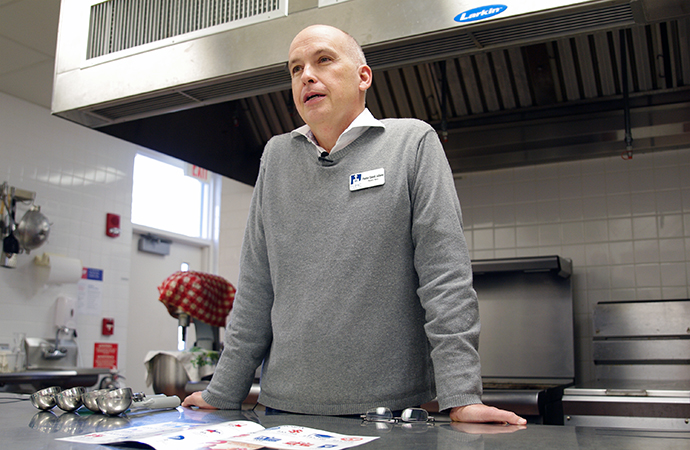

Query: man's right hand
[181,391,218,409]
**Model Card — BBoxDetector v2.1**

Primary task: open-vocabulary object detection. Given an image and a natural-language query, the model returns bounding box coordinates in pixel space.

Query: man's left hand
[449,403,527,425]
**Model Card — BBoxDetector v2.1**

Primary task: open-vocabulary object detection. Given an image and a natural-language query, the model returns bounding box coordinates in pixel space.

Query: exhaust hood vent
[91,69,291,121]
[87,0,285,59]
[85,2,638,125]
[366,3,634,69]
[470,3,634,46]
[183,69,290,102]
[52,0,690,182]
[93,92,197,121]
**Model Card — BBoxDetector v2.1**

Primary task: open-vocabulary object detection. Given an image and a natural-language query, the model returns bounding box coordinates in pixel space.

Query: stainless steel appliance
[473,256,574,424]
[25,336,78,370]
[563,380,690,430]
[52,0,688,129]
[150,271,234,398]
[563,299,690,430]
[424,256,575,424]
[49,1,690,184]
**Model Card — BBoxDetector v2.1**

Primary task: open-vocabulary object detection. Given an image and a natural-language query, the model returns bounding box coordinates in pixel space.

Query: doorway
[125,230,208,394]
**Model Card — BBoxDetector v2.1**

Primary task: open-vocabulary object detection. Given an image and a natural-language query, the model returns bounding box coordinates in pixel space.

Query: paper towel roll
[34,253,83,284]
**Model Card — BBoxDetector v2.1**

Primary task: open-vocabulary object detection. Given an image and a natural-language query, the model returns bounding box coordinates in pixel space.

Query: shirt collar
[291,108,385,155]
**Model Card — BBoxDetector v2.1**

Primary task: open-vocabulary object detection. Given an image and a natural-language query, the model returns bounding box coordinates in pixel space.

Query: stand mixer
[158,271,235,351]
[150,271,235,399]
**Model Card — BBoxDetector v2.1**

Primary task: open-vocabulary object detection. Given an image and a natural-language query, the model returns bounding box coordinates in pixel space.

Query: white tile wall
[0,93,136,373]
[5,91,687,388]
[456,148,690,382]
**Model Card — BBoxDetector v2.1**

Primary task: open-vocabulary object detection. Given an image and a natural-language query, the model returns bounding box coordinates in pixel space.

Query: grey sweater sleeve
[202,155,274,409]
[409,127,483,411]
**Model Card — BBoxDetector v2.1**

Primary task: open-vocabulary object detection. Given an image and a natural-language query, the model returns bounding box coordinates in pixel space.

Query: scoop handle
[131,395,181,411]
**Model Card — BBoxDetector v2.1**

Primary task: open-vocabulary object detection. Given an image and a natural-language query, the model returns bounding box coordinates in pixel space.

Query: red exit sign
[185,163,211,183]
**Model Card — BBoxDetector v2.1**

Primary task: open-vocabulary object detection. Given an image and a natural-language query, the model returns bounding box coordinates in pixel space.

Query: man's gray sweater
[203,118,482,415]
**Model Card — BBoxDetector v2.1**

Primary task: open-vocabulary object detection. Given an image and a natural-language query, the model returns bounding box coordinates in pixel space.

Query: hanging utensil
[15,205,51,253]
[2,198,20,255]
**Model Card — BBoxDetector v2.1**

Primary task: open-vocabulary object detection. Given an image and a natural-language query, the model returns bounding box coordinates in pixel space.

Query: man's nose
[301,64,316,83]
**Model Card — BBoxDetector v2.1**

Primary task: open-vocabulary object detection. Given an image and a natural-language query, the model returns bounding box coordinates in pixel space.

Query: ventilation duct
[51,0,690,181]
[54,0,681,127]
[87,0,285,59]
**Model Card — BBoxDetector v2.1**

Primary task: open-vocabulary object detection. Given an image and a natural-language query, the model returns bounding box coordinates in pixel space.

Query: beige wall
[217,179,253,288]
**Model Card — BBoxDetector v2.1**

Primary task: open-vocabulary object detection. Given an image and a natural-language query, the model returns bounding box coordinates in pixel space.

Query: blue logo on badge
[454,5,507,23]
[350,174,361,185]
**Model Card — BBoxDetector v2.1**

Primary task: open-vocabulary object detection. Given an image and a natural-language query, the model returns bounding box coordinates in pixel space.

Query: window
[131,154,211,239]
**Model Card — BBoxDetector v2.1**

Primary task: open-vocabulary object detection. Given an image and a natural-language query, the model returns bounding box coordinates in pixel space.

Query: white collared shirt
[291,108,385,155]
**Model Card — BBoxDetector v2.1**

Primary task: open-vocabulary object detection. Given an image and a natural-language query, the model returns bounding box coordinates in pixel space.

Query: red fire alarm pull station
[106,213,120,237]
[102,318,114,335]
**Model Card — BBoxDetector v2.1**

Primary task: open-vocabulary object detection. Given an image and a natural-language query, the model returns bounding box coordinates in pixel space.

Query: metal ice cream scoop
[96,387,181,415]
[82,389,113,413]
[30,386,62,411]
[55,386,86,412]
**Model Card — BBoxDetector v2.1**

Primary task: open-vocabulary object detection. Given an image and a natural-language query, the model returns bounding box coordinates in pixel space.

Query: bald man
[183,24,525,426]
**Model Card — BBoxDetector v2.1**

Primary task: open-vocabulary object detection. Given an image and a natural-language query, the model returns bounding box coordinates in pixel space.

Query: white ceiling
[0,0,61,109]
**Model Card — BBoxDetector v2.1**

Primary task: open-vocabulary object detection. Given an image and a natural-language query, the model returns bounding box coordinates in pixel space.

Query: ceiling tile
[0,35,48,75]
[0,0,61,55]
[0,60,54,108]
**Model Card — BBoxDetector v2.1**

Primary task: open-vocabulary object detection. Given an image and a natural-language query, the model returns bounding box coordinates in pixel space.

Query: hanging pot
[15,205,51,253]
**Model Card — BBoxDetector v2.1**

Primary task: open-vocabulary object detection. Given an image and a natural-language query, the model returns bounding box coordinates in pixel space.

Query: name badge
[350,168,385,191]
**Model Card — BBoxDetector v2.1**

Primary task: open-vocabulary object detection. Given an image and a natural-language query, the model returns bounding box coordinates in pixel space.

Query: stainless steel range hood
[51,0,651,125]
[52,0,690,181]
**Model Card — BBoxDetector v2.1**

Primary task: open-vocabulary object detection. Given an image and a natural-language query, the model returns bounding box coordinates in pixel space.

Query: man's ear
[359,65,373,92]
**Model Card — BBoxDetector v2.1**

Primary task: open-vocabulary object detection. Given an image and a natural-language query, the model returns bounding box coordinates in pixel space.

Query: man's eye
[291,66,302,75]
[319,56,332,63]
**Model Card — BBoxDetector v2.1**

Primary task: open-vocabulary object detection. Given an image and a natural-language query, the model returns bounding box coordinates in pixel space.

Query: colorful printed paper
[229,424,379,449]
[57,420,378,450]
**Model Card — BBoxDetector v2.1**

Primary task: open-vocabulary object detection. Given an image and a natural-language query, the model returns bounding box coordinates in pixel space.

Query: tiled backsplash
[0,93,136,374]
[455,149,690,382]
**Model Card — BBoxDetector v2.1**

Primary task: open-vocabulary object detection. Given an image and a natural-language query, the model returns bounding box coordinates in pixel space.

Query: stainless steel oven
[474,256,574,424]
[426,256,575,424]
[563,299,690,431]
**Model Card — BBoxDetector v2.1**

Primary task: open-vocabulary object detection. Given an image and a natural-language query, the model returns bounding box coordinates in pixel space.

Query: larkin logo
[454,4,507,23]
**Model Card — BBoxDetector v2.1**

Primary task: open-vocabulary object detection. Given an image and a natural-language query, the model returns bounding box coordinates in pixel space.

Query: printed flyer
[57,420,379,450]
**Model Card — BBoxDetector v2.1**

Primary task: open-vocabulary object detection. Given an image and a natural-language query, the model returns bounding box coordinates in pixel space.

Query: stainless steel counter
[563,379,690,431]
[1,393,689,450]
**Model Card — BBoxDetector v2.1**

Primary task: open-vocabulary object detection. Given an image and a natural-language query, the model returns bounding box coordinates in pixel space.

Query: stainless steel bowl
[82,389,112,413]
[30,386,62,411]
[97,387,133,415]
[151,353,189,400]
[55,386,86,412]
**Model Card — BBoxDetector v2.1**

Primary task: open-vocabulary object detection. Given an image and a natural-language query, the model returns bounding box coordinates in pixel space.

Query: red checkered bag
[158,271,235,327]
